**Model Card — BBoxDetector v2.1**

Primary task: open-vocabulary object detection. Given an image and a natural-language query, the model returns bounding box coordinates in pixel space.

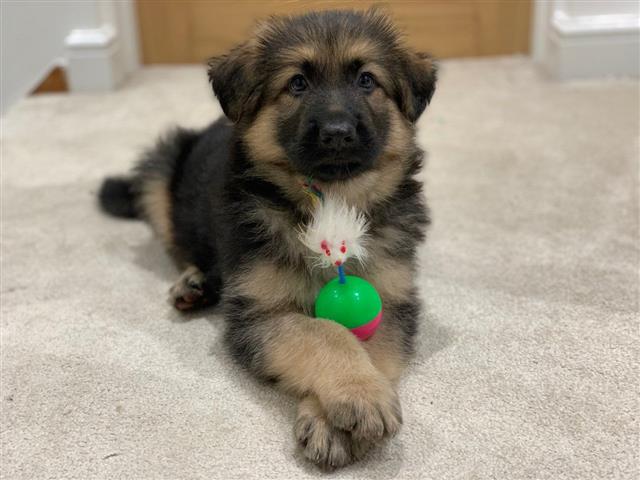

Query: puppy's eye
[357,72,375,90]
[289,75,308,94]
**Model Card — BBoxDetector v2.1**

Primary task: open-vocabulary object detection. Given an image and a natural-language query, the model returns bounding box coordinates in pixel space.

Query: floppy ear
[208,42,263,123]
[395,52,438,123]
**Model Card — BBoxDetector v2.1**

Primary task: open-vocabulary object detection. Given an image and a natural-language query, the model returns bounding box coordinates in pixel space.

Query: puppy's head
[209,9,436,186]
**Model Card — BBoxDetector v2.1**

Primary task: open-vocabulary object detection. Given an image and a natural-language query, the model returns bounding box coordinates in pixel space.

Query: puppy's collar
[302,176,323,205]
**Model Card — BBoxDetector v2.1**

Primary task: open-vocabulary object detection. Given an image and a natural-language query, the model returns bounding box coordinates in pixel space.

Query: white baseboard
[64,24,125,91]
[545,11,640,80]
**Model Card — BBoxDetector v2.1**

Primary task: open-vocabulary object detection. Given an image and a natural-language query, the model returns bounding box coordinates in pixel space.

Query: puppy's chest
[260,206,411,310]
[288,234,396,313]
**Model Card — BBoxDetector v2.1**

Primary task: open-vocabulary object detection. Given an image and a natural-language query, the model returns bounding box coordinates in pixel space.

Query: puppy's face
[209,10,436,184]
[275,57,386,182]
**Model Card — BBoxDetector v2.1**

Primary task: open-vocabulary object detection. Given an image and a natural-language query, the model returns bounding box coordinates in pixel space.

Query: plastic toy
[300,181,382,340]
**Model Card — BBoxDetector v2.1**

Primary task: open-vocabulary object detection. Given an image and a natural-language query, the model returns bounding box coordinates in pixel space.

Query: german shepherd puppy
[99,9,436,469]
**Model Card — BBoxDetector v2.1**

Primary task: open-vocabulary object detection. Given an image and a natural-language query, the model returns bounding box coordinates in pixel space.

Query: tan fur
[320,156,405,211]
[265,313,368,394]
[248,202,319,262]
[295,395,355,468]
[340,39,379,64]
[261,312,401,442]
[170,265,203,295]
[265,310,409,389]
[244,105,288,165]
[365,257,414,303]
[270,66,305,92]
[139,177,173,247]
[381,102,414,158]
[278,44,319,66]
[228,261,321,314]
[244,105,318,208]
[360,63,393,91]
[362,321,408,384]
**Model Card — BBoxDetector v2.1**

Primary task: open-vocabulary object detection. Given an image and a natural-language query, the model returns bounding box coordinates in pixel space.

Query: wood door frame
[136,1,533,64]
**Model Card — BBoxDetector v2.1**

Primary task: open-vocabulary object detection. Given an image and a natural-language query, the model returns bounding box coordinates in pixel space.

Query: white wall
[0,0,139,115]
[533,0,640,80]
[1,1,91,114]
[559,0,639,17]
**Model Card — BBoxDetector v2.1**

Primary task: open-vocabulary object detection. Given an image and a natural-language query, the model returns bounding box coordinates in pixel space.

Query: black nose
[320,120,356,150]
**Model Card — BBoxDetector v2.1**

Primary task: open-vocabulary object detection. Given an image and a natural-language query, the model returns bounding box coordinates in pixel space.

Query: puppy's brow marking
[341,40,378,64]
[279,44,318,65]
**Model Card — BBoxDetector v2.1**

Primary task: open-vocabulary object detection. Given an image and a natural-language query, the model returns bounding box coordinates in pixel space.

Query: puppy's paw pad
[169,267,207,311]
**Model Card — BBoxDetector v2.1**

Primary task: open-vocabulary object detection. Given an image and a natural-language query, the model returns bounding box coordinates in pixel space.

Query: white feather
[300,195,369,268]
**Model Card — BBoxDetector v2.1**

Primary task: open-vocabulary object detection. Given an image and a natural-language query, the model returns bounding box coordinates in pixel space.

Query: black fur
[98,177,138,219]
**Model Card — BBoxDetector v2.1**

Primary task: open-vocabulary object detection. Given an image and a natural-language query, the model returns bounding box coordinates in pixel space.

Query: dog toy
[300,180,382,340]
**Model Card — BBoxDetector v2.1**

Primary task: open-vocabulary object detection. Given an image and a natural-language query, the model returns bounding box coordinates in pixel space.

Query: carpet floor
[1,57,638,479]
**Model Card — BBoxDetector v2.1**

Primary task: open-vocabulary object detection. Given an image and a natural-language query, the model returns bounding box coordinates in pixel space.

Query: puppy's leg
[225,263,413,467]
[267,315,402,440]
[293,300,418,465]
[362,260,421,385]
[362,299,420,385]
[170,265,222,311]
[225,302,402,465]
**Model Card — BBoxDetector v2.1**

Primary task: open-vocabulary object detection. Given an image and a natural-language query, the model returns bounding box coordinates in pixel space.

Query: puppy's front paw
[295,396,353,470]
[320,374,402,443]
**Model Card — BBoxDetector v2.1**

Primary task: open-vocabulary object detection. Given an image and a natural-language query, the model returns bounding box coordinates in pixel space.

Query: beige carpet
[1,57,638,479]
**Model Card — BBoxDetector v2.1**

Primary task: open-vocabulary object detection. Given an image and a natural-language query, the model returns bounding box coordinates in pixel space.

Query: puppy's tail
[98,176,139,219]
[98,127,201,221]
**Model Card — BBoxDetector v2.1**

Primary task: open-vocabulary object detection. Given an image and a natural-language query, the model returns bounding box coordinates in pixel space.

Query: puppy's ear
[208,42,262,123]
[395,52,437,123]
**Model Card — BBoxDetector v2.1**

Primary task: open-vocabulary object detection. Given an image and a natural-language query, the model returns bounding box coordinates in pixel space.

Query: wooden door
[137,0,531,64]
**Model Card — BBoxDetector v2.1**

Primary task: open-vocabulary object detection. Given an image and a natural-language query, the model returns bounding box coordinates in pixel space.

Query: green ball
[315,275,382,329]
